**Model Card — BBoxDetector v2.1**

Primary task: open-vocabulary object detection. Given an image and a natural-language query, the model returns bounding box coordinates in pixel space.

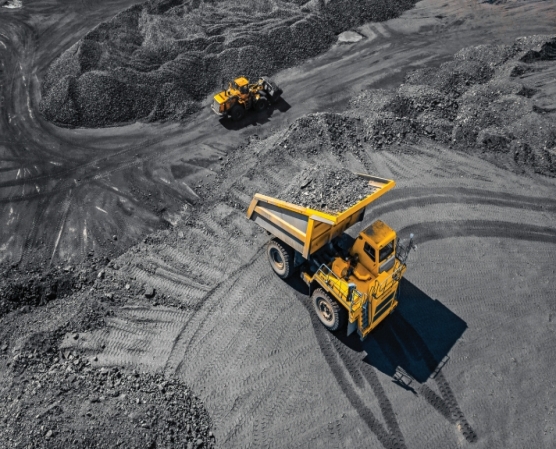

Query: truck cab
[353,220,397,277]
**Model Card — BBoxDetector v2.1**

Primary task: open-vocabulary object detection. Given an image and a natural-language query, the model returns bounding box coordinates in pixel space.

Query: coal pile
[1,358,214,448]
[0,264,100,319]
[277,113,364,157]
[281,166,373,214]
[40,0,417,128]
[0,266,215,449]
[349,35,556,176]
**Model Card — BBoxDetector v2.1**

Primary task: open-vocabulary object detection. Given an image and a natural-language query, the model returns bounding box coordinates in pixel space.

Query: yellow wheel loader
[211,76,282,121]
[246,173,415,339]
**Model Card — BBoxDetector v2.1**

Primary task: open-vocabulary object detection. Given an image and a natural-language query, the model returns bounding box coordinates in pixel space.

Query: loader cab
[351,220,397,277]
[229,77,249,96]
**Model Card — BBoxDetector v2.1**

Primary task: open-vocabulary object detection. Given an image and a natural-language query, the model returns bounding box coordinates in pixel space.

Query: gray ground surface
[1,0,556,448]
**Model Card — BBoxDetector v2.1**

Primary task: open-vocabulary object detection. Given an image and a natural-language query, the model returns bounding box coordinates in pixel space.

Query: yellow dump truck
[247,174,415,339]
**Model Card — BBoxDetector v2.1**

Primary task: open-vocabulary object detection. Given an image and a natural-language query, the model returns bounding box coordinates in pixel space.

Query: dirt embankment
[39,0,416,128]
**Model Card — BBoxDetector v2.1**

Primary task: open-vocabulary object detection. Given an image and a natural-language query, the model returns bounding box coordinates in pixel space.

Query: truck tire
[230,104,245,121]
[267,239,293,279]
[312,288,347,332]
[254,96,268,112]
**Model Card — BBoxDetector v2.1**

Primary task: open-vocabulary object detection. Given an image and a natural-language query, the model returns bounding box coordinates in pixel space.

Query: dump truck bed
[246,174,395,259]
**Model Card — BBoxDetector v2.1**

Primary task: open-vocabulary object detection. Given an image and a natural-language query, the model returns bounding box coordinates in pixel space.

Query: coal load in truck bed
[280,166,373,214]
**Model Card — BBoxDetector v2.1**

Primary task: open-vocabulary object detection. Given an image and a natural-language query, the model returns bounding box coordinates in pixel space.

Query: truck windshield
[364,242,376,262]
[379,241,394,262]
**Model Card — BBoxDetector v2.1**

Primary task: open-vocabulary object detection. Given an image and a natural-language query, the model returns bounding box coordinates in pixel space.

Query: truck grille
[374,292,395,322]
[212,99,220,114]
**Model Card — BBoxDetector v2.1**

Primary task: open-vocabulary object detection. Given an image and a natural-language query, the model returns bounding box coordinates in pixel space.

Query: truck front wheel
[312,288,347,332]
[267,239,293,279]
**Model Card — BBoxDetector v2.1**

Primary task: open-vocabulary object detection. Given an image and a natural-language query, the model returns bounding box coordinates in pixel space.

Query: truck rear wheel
[312,288,347,332]
[230,104,245,121]
[267,239,293,279]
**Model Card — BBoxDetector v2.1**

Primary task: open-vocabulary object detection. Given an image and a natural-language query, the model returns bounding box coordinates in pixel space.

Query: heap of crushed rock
[268,35,555,177]
[39,0,417,127]
[351,35,556,176]
[0,266,215,449]
[2,359,215,449]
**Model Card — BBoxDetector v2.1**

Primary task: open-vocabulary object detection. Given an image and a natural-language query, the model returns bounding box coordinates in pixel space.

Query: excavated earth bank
[39,0,417,127]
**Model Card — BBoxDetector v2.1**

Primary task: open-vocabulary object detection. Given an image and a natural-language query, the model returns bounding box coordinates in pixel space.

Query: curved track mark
[399,220,556,245]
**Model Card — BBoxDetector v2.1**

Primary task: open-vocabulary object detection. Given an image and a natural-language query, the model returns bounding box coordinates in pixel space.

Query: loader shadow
[218,97,291,130]
[337,279,468,383]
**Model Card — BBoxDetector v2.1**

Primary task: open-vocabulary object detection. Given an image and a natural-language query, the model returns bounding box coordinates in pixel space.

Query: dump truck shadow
[218,98,291,130]
[336,279,467,383]
[288,276,476,445]
[287,276,467,383]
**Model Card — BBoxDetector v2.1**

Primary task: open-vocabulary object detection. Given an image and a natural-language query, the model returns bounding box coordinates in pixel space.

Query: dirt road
[2,0,556,448]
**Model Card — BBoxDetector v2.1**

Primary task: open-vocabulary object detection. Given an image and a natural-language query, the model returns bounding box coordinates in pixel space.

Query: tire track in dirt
[376,188,556,215]
[157,245,333,447]
[399,220,556,245]
[79,305,192,370]
[303,297,403,449]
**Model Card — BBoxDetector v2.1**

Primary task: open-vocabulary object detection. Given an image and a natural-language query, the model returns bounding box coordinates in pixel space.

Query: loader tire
[230,104,245,121]
[254,96,268,112]
[312,288,347,332]
[267,239,293,279]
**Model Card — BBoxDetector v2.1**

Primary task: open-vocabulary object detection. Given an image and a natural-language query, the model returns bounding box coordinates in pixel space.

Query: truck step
[362,301,369,329]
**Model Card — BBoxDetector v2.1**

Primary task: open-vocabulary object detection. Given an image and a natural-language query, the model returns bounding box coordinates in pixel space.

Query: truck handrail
[369,260,407,299]
[314,264,366,311]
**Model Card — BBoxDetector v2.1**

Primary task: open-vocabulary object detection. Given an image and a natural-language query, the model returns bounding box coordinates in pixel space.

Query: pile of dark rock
[39,0,417,127]
[350,35,556,176]
[0,264,97,318]
[0,259,214,449]
[257,34,555,177]
[1,354,214,449]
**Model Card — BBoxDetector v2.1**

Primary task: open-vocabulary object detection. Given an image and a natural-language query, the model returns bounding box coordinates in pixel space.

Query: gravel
[0,260,214,449]
[0,265,93,318]
[1,358,214,448]
[39,0,417,128]
[281,166,373,214]
[348,34,556,176]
